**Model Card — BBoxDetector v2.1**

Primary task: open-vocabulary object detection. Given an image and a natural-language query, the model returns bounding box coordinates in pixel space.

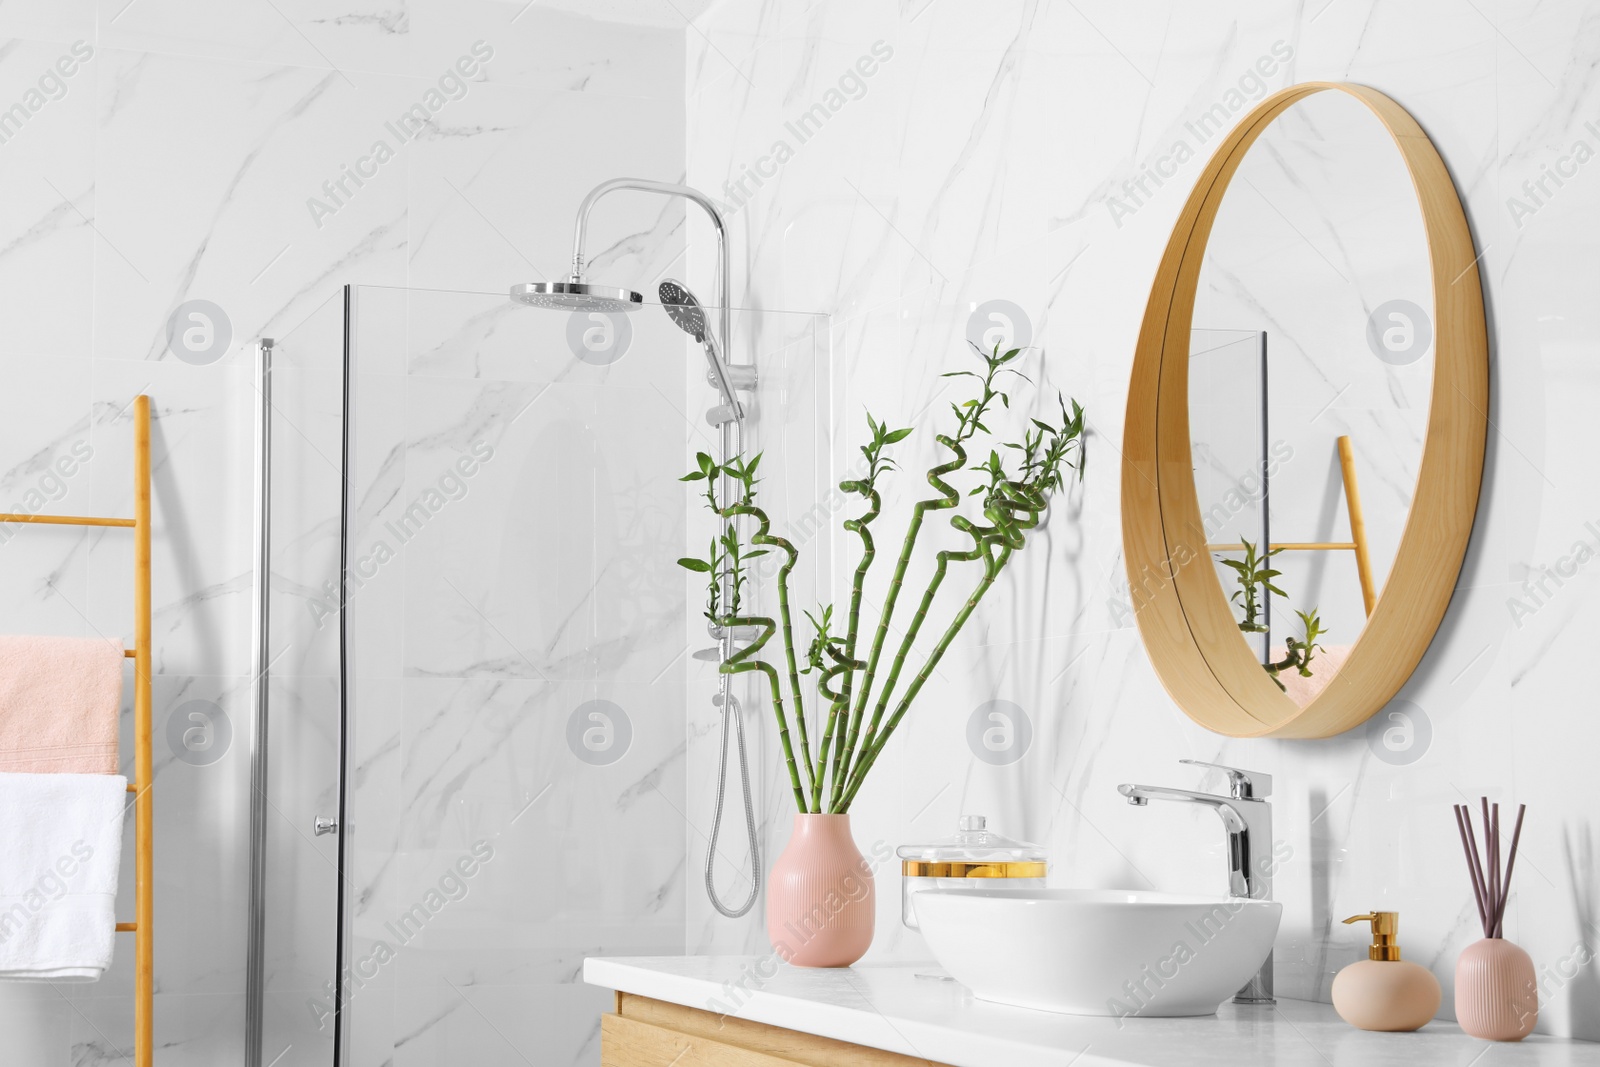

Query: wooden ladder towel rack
[1209,433,1378,618]
[0,395,152,1067]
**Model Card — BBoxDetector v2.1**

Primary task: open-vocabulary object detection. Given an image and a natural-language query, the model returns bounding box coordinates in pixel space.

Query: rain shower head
[510,280,643,313]
[659,279,708,342]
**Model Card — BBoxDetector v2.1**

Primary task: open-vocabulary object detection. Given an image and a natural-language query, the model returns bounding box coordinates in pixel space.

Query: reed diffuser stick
[1463,806,1492,935]
[1478,806,1491,927]
[1493,804,1527,938]
[1453,805,1488,929]
[1455,797,1528,939]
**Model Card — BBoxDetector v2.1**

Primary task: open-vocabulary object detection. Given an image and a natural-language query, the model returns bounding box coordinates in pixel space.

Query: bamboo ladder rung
[1206,542,1357,551]
[4,397,156,1066]
[1207,435,1378,620]
[0,513,136,527]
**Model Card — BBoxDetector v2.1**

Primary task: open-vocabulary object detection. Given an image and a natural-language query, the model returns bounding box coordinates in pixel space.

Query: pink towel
[0,637,124,774]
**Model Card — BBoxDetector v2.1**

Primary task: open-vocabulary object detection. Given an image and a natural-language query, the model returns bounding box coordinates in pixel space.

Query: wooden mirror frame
[1121,82,1488,739]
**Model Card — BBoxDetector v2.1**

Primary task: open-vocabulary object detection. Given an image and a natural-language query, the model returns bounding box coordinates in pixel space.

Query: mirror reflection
[1188,92,1434,705]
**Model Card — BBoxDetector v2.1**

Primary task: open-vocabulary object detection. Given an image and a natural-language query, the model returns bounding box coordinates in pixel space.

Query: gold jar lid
[901,860,1048,879]
[895,815,1047,876]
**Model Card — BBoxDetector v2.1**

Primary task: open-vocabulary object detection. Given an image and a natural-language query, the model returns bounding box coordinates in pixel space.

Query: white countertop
[585,955,1600,1067]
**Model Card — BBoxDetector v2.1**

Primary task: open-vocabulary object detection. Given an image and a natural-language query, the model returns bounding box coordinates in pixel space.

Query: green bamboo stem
[840,435,965,792]
[840,544,1014,810]
[717,610,809,811]
[823,480,879,811]
[840,481,1048,809]
[725,501,815,806]
[859,514,984,770]
[681,368,1083,816]
[811,642,857,812]
[810,635,854,812]
[813,693,843,813]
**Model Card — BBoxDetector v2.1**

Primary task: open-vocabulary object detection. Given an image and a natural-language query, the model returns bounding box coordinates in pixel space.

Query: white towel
[0,772,128,981]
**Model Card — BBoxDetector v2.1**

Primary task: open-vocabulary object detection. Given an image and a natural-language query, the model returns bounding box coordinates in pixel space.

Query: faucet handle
[1180,759,1272,799]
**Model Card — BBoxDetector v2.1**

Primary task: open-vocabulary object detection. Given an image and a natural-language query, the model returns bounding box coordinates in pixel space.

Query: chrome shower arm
[569,178,732,362]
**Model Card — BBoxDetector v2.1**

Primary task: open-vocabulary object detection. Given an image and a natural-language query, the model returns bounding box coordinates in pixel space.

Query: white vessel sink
[915,887,1282,1018]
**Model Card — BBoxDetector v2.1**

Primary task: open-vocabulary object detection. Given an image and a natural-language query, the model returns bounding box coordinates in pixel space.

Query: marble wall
[683,0,1600,1040]
[0,2,689,1064]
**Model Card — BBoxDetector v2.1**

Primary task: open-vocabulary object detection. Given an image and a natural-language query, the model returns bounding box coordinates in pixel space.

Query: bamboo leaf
[677,557,712,573]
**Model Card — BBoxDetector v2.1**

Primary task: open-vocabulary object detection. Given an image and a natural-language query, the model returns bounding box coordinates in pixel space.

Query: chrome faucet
[1118,759,1275,1004]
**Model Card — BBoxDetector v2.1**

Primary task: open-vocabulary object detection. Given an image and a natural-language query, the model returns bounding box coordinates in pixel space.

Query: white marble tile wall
[0,3,689,1064]
[5,0,1600,1060]
[683,0,1600,1040]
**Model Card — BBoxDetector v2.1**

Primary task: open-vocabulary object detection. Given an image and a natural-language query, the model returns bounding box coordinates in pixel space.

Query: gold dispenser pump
[1343,911,1402,961]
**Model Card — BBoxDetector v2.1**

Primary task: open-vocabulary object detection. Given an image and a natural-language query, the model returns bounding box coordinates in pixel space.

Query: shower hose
[704,676,759,917]
[704,419,760,919]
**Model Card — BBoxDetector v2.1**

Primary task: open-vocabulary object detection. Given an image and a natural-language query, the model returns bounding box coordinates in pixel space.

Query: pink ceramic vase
[766,814,874,967]
[1455,937,1537,1041]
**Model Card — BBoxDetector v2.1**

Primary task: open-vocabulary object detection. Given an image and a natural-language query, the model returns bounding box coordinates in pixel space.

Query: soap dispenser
[1331,912,1441,1031]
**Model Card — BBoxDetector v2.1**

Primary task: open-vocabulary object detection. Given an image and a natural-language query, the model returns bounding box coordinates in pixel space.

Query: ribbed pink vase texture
[766,814,875,967]
[1456,937,1537,1041]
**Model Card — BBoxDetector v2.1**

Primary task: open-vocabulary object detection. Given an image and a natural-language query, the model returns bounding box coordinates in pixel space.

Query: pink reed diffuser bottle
[1452,800,1537,1041]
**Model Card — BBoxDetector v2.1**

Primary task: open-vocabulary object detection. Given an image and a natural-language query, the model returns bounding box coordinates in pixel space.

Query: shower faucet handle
[1179,759,1272,800]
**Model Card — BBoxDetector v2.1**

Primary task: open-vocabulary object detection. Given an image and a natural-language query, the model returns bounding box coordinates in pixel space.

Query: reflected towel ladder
[1208,433,1378,618]
[0,395,152,1067]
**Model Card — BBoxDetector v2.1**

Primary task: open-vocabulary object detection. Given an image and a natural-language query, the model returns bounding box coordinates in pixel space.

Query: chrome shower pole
[568,178,739,636]
[567,178,759,917]
[244,338,273,1067]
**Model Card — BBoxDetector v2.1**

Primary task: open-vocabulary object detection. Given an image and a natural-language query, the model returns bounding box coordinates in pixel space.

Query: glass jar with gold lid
[897,815,1047,929]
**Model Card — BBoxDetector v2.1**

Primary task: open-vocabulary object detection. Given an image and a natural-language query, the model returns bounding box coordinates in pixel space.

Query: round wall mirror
[1121,82,1488,739]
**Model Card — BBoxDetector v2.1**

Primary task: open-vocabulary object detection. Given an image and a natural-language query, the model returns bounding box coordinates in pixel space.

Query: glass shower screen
[261,283,835,1065]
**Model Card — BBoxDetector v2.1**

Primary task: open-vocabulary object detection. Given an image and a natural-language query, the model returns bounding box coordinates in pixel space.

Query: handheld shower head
[658,279,708,342]
[511,280,643,313]
[659,278,744,424]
